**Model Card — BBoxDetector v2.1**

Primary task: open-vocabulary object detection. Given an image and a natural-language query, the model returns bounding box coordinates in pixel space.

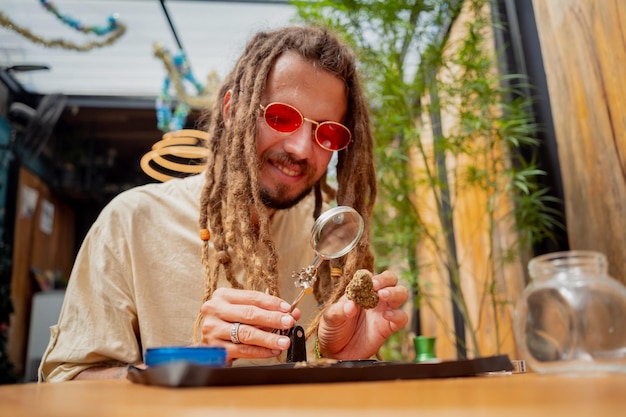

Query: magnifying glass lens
[311,206,364,260]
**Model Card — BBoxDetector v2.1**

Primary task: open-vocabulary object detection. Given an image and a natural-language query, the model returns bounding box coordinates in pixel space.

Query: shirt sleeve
[39,200,142,382]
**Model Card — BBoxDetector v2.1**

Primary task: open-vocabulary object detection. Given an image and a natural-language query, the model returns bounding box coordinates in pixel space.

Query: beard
[257,151,318,210]
[259,183,313,210]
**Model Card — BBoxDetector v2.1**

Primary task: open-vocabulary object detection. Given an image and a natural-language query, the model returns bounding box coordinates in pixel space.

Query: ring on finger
[230,322,242,344]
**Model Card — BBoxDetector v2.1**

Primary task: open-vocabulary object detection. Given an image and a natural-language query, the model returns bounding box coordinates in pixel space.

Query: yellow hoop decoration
[162,129,210,141]
[140,129,209,182]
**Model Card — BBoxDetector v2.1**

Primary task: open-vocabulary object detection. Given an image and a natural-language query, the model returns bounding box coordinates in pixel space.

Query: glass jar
[514,250,626,374]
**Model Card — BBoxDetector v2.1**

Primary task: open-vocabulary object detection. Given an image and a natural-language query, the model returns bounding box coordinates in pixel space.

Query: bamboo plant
[293,0,563,360]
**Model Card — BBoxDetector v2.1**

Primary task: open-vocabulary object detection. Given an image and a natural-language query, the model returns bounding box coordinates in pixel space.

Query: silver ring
[230,322,242,344]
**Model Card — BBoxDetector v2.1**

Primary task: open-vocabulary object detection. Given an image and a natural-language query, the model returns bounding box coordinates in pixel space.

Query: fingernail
[271,349,281,355]
[383,310,394,319]
[379,289,390,299]
[277,337,290,348]
[280,301,291,311]
[372,279,380,290]
[281,315,293,326]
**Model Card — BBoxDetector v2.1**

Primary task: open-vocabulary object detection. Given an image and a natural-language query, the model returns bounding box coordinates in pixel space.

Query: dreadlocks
[195,26,377,340]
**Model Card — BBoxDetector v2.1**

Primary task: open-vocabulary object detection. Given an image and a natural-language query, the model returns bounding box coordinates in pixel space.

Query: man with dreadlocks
[39,25,408,382]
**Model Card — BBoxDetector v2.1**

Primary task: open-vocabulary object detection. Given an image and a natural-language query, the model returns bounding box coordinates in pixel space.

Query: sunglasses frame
[259,102,352,152]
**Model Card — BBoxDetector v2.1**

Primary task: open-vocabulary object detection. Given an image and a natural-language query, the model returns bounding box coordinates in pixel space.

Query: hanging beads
[39,0,120,36]
[0,6,126,52]
[154,45,207,133]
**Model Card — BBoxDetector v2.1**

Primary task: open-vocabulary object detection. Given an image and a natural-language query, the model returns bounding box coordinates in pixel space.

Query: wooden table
[1,372,625,417]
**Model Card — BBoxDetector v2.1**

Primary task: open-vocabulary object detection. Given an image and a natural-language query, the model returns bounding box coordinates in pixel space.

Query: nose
[282,120,316,159]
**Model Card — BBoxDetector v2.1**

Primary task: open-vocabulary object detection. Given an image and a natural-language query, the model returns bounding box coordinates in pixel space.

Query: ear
[222,90,232,127]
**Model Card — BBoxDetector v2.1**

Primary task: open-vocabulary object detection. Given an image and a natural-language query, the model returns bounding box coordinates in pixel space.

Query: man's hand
[317,270,409,359]
[199,288,301,363]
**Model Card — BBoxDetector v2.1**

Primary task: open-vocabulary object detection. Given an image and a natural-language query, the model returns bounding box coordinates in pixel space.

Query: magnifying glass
[288,205,364,313]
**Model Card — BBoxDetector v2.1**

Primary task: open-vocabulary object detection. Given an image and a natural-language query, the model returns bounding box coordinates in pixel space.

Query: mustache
[258,151,315,177]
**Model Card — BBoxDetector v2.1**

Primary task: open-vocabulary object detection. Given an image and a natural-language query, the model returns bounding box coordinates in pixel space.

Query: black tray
[127,354,513,387]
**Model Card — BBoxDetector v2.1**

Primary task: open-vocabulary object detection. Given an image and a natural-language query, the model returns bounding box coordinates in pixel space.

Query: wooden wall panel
[532,0,626,283]
[7,167,75,374]
[418,0,626,361]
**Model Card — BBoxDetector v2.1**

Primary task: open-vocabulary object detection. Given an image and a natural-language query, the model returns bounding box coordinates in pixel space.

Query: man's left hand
[317,270,409,359]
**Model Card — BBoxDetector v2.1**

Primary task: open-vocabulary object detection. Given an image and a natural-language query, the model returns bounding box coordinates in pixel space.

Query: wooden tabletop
[1,372,625,417]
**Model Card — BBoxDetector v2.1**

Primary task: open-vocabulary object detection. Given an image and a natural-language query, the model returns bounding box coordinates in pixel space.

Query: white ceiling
[0,0,296,97]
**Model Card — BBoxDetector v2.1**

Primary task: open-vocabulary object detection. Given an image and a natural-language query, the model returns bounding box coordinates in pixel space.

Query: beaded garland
[154,45,210,132]
[157,76,191,132]
[153,44,219,109]
[40,0,120,36]
[0,10,126,52]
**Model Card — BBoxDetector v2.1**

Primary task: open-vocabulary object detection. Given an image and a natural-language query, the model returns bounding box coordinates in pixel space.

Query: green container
[413,336,439,363]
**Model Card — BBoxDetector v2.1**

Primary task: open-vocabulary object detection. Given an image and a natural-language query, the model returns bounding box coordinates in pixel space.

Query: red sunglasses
[259,102,352,151]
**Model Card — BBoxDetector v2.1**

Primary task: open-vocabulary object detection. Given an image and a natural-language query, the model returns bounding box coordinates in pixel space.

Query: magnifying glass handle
[271,286,313,334]
[309,255,323,271]
[289,285,313,313]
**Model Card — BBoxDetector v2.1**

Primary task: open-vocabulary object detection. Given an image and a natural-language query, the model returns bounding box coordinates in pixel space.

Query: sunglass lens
[317,123,351,151]
[264,104,302,132]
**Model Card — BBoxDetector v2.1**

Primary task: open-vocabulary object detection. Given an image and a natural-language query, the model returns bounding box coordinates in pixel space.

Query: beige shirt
[40,173,321,381]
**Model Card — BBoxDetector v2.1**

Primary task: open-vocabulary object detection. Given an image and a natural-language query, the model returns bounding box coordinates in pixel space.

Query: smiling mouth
[268,154,307,178]
[273,161,300,177]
